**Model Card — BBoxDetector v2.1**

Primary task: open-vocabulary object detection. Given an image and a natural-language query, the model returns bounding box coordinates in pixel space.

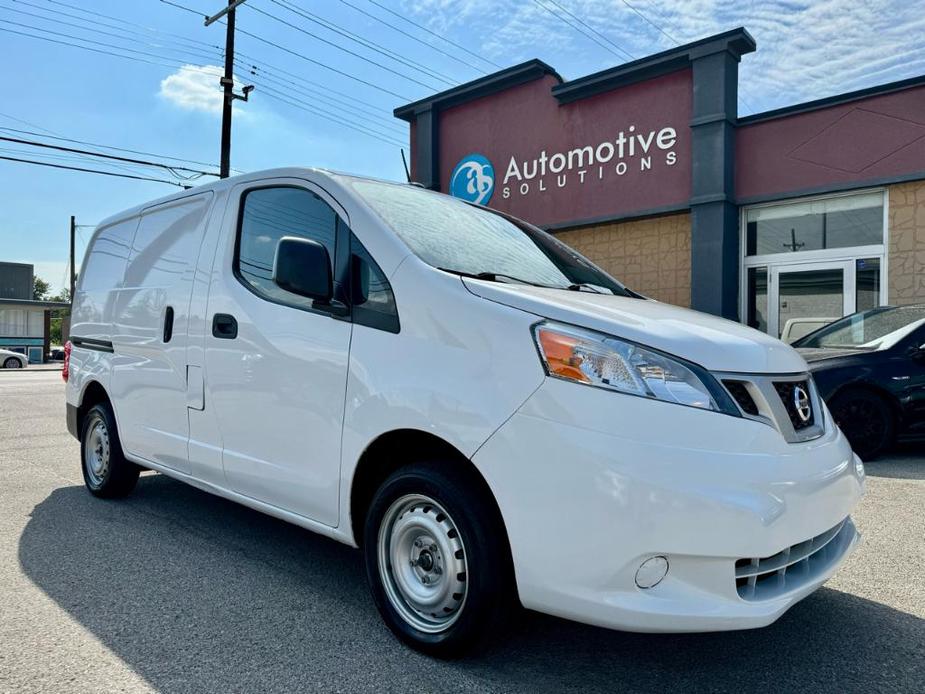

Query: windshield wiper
[438,268,557,289]
[566,283,604,293]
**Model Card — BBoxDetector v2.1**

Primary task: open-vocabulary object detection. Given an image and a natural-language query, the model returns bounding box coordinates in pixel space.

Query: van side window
[236,187,337,309]
[350,234,399,333]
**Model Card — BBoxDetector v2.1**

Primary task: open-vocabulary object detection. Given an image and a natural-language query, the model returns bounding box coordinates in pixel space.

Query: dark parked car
[793,305,925,459]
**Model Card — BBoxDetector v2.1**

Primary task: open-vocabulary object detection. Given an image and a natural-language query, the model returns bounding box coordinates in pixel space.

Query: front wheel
[364,463,514,658]
[3,357,22,368]
[829,388,895,460]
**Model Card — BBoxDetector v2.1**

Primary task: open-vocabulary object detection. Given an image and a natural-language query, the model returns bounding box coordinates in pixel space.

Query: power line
[43,0,221,53]
[0,155,192,187]
[0,20,196,69]
[0,126,222,169]
[5,12,404,156]
[159,0,413,100]
[0,111,186,181]
[0,4,220,66]
[532,0,632,62]
[4,0,222,61]
[236,48,391,111]
[336,0,485,75]
[246,3,445,92]
[358,0,502,70]
[615,0,678,44]
[0,135,218,177]
[268,0,458,86]
[235,60,406,136]
[235,23,412,100]
[253,82,407,148]
[251,80,406,143]
[541,0,635,61]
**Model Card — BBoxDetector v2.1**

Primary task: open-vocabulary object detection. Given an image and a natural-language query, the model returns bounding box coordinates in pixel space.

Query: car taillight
[62,340,71,382]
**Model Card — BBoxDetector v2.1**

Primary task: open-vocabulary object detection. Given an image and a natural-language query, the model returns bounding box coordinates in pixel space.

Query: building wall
[556,212,692,307]
[0,262,33,300]
[888,180,925,305]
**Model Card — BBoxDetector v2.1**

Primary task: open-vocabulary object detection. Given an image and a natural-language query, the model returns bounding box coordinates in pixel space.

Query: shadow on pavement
[19,474,924,693]
[864,444,924,480]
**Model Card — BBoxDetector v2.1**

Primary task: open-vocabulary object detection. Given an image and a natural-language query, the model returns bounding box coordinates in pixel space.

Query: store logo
[793,385,812,423]
[450,153,495,204]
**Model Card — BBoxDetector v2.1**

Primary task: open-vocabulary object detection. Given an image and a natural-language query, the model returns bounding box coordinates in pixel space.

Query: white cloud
[399,0,925,115]
[158,64,225,114]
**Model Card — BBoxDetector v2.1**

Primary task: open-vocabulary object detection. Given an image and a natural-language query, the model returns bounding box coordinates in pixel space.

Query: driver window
[236,187,337,309]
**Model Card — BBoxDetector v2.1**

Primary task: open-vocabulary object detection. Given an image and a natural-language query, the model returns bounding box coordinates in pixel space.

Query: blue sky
[2,0,923,292]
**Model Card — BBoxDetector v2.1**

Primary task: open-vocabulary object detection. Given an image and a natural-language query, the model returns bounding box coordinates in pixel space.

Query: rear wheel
[364,463,513,658]
[3,357,21,368]
[829,388,895,460]
[80,403,140,498]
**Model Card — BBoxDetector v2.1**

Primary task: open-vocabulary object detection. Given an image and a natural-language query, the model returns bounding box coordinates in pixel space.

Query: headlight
[533,322,735,413]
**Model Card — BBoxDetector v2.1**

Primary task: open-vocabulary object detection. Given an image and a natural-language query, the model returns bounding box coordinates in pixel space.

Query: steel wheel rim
[84,417,110,487]
[377,494,468,634]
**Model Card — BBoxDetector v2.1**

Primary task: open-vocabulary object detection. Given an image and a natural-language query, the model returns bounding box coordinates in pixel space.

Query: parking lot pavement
[1,371,922,694]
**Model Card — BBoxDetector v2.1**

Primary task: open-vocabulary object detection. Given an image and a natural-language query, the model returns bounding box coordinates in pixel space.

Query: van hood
[462,279,807,374]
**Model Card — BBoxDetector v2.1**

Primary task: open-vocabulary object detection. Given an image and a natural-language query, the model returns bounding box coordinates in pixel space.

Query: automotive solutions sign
[439,69,692,227]
[450,153,495,204]
[450,125,677,206]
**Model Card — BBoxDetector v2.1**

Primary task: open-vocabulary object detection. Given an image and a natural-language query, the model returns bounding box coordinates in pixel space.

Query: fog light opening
[635,555,669,589]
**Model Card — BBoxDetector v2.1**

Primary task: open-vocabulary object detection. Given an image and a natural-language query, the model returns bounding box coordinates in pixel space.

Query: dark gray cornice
[393,59,562,122]
[551,28,756,104]
[737,73,925,125]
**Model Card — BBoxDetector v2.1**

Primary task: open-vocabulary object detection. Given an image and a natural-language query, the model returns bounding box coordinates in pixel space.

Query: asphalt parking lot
[1,370,923,693]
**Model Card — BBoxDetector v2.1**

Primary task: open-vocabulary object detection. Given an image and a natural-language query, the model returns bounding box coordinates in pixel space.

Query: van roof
[94,167,406,229]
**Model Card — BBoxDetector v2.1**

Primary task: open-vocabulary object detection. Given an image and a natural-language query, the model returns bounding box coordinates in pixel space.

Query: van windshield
[351,179,634,296]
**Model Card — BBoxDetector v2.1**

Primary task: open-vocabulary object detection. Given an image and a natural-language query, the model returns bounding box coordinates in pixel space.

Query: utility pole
[205,0,253,178]
[69,215,76,304]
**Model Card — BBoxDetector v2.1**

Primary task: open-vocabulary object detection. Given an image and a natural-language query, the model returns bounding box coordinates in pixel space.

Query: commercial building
[0,262,70,362]
[395,28,925,340]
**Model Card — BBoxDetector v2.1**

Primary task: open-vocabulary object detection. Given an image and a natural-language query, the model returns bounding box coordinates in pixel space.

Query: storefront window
[745,192,883,256]
[746,267,767,332]
[856,257,881,312]
[0,309,27,337]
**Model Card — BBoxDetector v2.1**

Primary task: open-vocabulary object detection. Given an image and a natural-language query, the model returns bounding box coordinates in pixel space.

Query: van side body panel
[339,256,547,540]
[110,192,215,473]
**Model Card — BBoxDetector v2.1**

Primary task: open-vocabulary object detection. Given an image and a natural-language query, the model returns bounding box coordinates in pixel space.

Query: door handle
[212,313,238,339]
[163,306,174,343]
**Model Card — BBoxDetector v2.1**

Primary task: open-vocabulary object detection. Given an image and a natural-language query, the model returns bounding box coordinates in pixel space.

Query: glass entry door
[769,260,855,342]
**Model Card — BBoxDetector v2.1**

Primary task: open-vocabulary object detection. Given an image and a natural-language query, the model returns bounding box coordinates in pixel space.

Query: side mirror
[273,236,332,302]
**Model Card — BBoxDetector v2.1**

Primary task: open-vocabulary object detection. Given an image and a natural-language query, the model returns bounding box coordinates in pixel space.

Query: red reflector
[62,340,71,382]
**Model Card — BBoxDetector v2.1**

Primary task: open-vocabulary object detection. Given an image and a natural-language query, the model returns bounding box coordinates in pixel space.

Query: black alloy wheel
[829,388,895,460]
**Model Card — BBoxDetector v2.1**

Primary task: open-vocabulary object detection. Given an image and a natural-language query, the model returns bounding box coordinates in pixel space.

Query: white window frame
[739,188,889,328]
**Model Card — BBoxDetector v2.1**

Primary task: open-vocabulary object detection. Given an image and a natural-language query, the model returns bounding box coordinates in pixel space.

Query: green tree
[33,275,51,301]
[47,283,73,347]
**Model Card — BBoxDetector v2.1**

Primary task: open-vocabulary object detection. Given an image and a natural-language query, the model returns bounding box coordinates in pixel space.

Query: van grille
[735,518,853,601]
[773,380,814,430]
[722,380,759,416]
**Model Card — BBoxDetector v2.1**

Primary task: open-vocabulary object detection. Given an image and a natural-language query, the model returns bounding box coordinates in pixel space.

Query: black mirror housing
[273,236,333,302]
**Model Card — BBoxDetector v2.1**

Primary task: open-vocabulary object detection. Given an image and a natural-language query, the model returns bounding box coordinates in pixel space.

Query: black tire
[363,462,514,658]
[829,388,895,460]
[80,403,140,498]
[3,357,21,368]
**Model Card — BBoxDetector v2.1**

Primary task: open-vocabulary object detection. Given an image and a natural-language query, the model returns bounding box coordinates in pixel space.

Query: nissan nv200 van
[65,168,864,657]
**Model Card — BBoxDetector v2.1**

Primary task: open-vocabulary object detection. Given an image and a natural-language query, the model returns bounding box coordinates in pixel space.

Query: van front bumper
[473,378,865,633]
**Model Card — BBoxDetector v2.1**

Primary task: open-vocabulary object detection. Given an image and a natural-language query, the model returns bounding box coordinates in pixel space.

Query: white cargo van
[66,168,864,656]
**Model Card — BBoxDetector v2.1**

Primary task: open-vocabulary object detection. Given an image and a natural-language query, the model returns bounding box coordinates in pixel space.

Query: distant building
[0,262,70,363]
